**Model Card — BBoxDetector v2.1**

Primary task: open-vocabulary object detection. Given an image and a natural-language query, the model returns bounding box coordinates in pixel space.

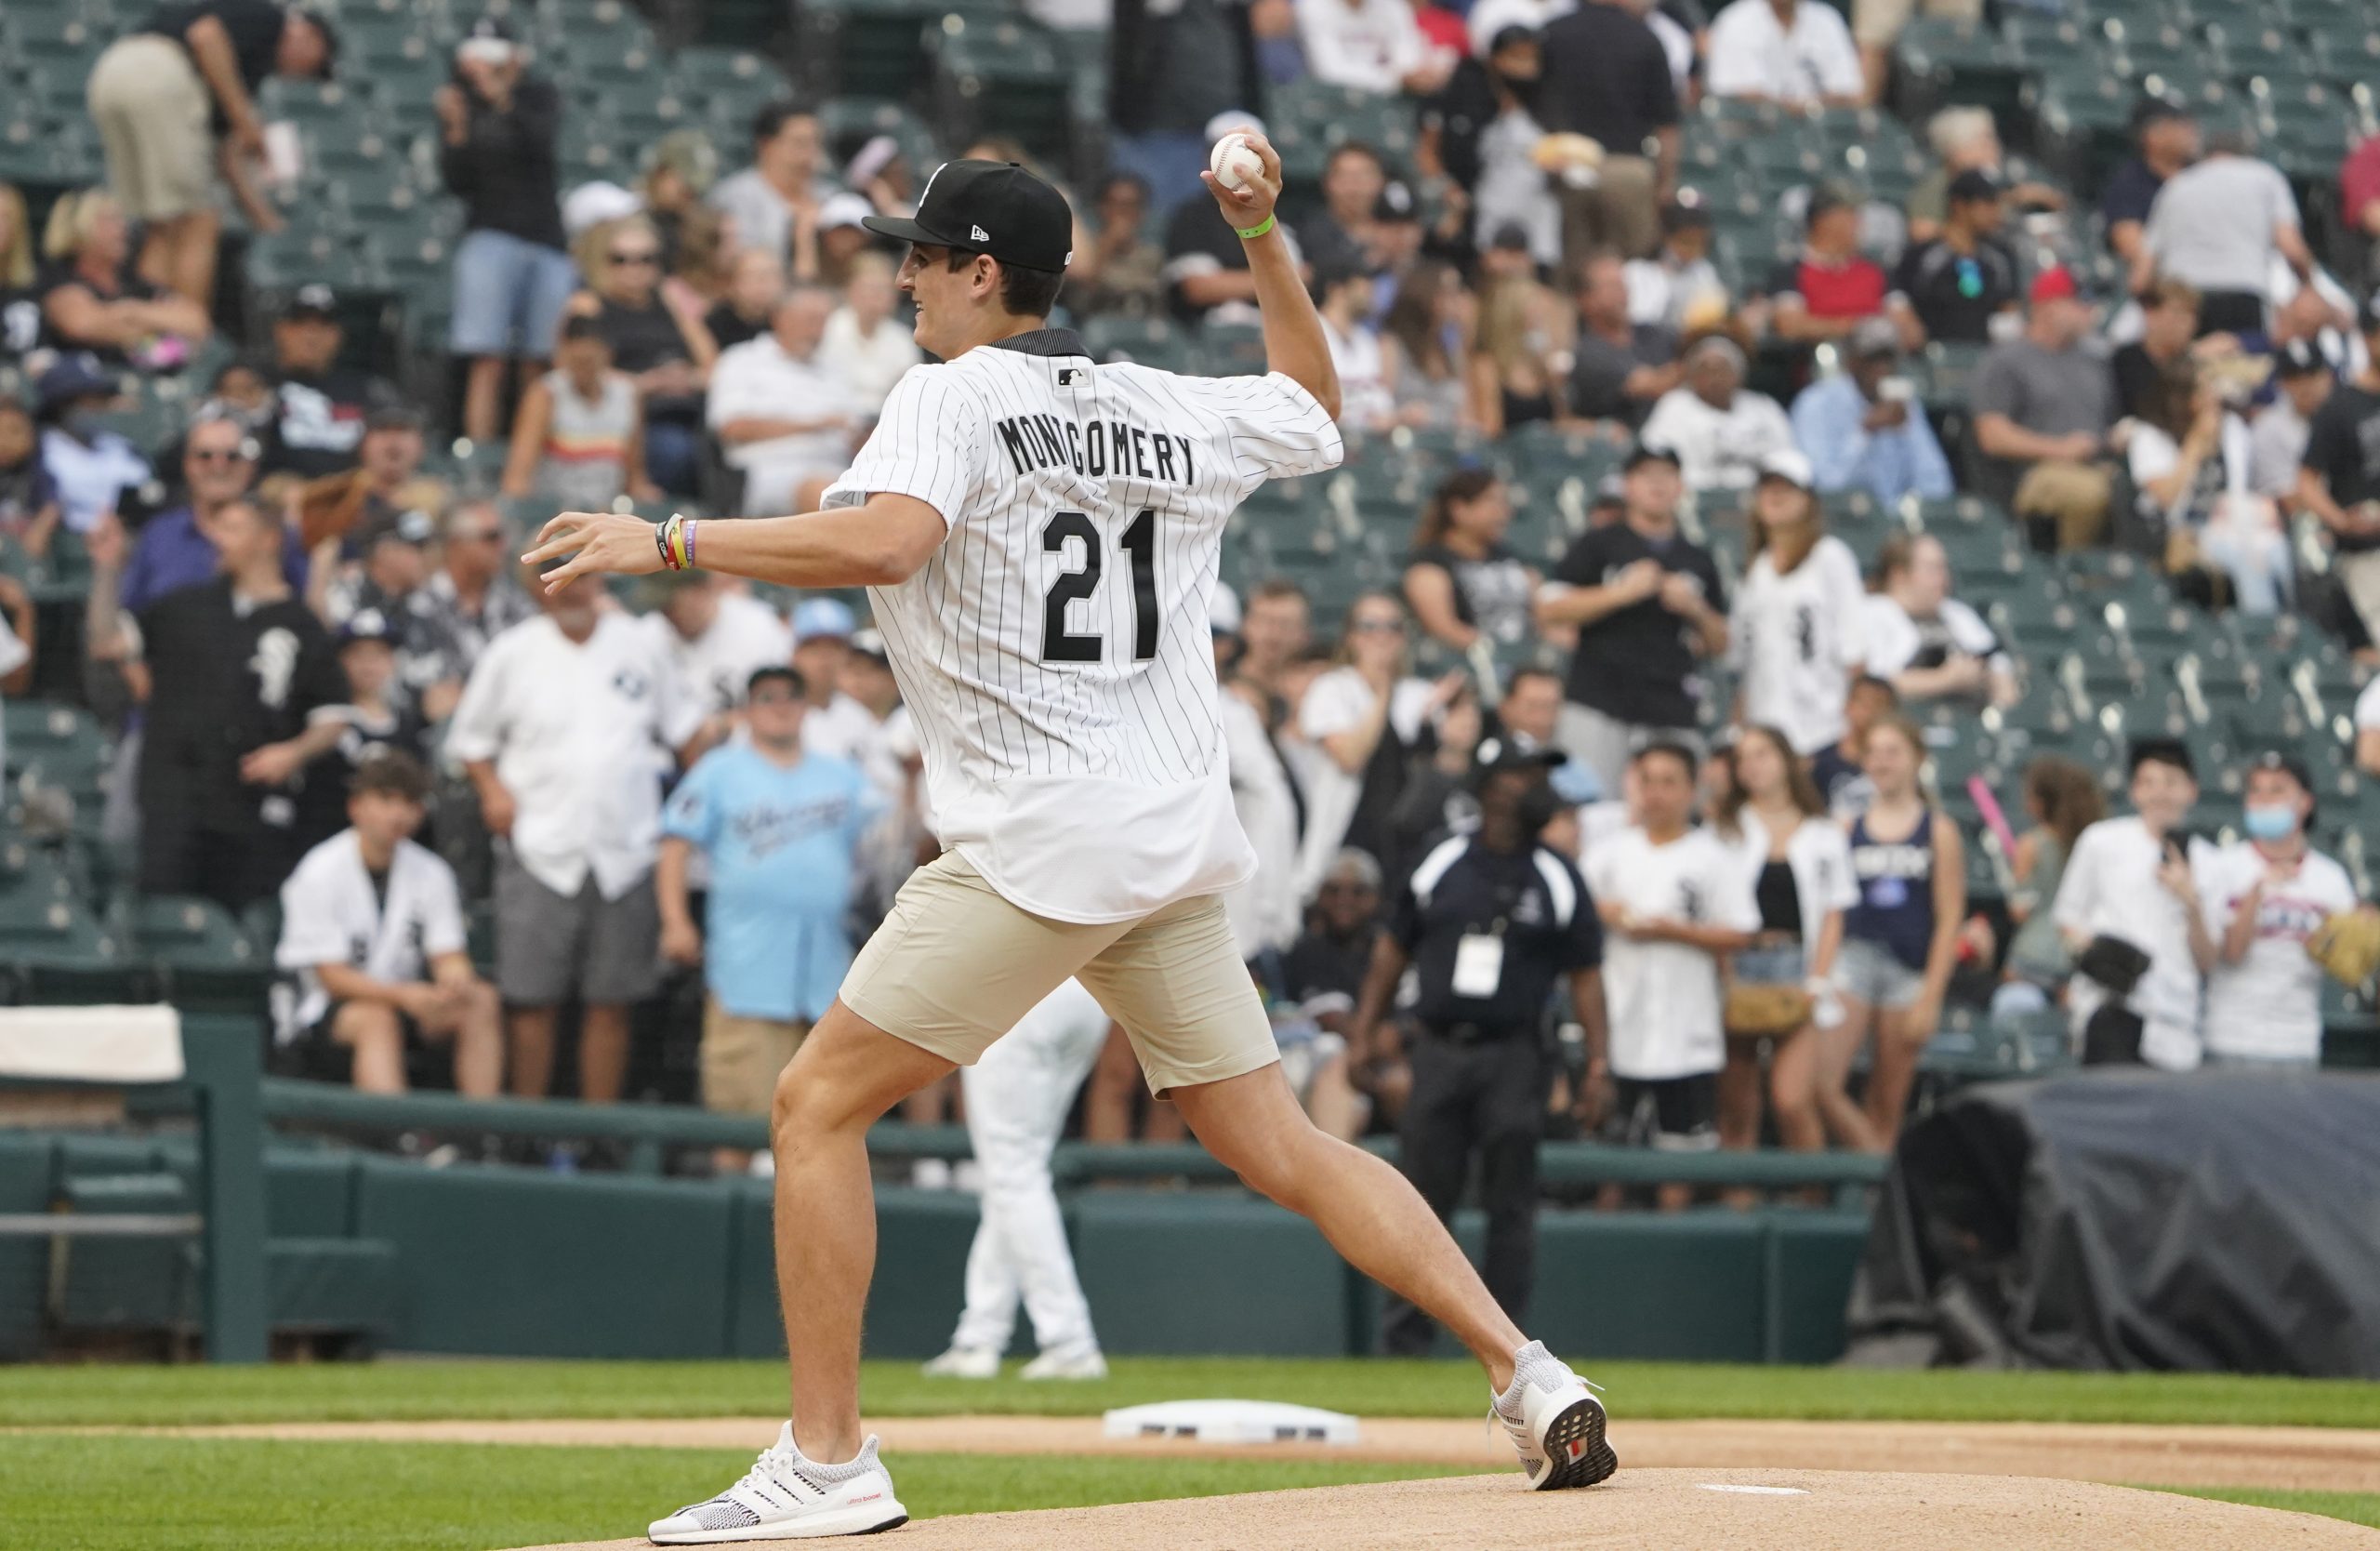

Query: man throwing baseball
[526,139,1617,1544]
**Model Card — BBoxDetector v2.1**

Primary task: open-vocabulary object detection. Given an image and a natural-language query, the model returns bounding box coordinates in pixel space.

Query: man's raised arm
[1203,135,1341,420]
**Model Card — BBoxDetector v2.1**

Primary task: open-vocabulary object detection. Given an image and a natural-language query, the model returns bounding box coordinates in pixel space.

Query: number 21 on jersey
[1041,508,1158,666]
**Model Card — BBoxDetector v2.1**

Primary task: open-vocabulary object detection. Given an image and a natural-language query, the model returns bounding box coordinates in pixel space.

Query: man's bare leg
[769,1001,956,1462]
[1170,1064,1527,1387]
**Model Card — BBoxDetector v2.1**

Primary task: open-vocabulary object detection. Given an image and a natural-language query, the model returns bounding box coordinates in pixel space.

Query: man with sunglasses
[112,410,305,615]
[533,142,1617,1542]
[397,499,536,725]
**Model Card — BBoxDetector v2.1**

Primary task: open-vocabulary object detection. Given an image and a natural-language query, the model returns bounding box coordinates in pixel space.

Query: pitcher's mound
[512,1467,2380,1550]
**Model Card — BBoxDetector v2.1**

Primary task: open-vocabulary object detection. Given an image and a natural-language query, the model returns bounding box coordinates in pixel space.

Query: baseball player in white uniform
[922,977,1115,1381]
[528,141,1615,1543]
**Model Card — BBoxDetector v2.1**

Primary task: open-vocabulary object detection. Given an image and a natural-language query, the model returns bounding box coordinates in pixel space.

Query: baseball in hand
[1210,133,1263,192]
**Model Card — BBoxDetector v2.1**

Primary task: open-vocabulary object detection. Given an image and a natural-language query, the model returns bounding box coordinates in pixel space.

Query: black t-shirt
[2303,382,2380,553]
[1891,237,2019,346]
[145,1,289,128]
[1390,835,1602,1033]
[2110,342,2166,422]
[1407,541,1536,645]
[263,366,398,479]
[1162,197,1258,322]
[705,300,770,352]
[1421,58,1519,192]
[435,74,565,250]
[1808,744,1862,811]
[1553,522,1726,727]
[303,700,430,846]
[1278,927,1374,1018]
[137,578,349,832]
[2098,156,2163,238]
[0,286,42,364]
[1536,4,1679,156]
[1568,323,1676,426]
[37,258,169,369]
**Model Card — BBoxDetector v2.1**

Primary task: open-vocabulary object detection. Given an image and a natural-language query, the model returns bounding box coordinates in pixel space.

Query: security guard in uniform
[1348,743,1607,1356]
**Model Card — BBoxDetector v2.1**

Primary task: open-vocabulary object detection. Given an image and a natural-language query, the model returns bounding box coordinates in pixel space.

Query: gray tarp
[1844,1070,2380,1375]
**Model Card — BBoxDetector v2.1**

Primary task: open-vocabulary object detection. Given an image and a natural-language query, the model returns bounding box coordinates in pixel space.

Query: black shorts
[1612,1071,1720,1152]
[285,1001,426,1083]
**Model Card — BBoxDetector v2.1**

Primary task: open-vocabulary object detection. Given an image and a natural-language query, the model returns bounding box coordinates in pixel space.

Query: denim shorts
[451,229,579,356]
[1733,943,1805,988]
[1835,935,1924,1011]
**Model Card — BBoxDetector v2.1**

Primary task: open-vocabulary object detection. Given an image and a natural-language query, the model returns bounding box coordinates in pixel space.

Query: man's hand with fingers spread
[522,510,665,591]
[1202,133,1283,232]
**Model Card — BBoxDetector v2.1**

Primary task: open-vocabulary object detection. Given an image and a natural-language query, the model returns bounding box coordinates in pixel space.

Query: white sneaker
[1019,1346,1107,1381]
[648,1423,907,1543]
[919,1346,999,1379]
[1492,1341,1617,1491]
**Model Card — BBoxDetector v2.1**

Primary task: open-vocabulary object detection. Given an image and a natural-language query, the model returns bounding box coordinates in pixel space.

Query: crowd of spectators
[0,1,2368,1187]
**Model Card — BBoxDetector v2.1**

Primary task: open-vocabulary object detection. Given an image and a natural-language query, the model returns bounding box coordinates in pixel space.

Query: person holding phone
[1791,316,1956,509]
[2051,739,2218,1071]
[437,18,573,446]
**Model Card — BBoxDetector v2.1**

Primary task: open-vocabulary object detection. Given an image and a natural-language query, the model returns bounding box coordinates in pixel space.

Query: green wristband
[1235,213,1276,242]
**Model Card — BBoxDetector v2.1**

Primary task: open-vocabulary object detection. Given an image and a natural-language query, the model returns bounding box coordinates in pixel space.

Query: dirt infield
[150,1414,2380,1493]
[504,1468,2380,1550]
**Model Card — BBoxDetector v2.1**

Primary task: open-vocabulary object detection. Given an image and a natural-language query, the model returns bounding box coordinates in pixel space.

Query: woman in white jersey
[1713,724,1857,1159]
[1728,450,1869,757]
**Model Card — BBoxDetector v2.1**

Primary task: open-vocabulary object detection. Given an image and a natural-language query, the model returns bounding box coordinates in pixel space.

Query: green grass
[0,1433,1468,1551]
[5,1356,2379,1430]
[2162,1488,2380,1531]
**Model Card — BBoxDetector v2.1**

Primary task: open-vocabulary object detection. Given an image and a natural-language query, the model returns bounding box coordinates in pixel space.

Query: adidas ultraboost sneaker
[648,1423,908,1543]
[1493,1340,1618,1491]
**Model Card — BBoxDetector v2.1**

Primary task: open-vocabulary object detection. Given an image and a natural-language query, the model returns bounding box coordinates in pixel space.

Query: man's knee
[332,1001,402,1048]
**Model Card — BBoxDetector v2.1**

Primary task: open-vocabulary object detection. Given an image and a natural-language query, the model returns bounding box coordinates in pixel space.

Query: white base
[1101,1399,1360,1446]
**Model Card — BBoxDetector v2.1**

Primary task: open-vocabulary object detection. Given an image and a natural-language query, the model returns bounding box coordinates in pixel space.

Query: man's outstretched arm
[1204,134,1341,420]
[521,495,945,592]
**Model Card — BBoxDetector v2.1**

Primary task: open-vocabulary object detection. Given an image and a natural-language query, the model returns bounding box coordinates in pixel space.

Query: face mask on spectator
[2242,804,2298,842]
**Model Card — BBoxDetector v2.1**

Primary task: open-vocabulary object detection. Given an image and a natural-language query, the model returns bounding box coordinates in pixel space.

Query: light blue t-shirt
[662,743,882,1022]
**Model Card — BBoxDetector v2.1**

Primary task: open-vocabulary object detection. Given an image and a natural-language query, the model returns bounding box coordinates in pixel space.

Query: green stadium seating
[1080,315,1197,373]
[930,16,1075,164]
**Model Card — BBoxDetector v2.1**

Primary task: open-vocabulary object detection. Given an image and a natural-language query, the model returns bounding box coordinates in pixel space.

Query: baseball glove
[2307,909,2380,989]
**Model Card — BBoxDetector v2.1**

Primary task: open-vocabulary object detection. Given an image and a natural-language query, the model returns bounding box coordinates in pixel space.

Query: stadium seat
[930,16,1074,164]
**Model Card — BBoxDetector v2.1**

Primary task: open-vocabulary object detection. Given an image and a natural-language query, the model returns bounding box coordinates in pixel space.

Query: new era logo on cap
[860,160,1074,274]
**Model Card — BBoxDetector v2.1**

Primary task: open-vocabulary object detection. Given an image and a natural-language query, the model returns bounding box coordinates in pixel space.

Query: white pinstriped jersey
[821,328,1343,923]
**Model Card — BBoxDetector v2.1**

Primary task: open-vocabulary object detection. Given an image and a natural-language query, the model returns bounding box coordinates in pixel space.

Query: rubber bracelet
[1235,213,1276,241]
[654,515,676,571]
[682,516,697,571]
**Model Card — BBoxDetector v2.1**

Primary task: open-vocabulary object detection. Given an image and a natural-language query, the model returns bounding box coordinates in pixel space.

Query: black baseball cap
[1947,168,2003,205]
[283,284,337,322]
[2246,748,2313,791]
[2275,338,2329,378]
[862,159,1073,274]
[1623,441,1681,472]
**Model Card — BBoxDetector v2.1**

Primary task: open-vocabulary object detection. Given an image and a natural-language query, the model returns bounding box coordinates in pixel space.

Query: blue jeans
[1109,132,1210,219]
[451,230,578,357]
[642,420,701,497]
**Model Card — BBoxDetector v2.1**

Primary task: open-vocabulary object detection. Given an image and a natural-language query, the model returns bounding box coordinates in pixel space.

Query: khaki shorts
[88,35,215,222]
[701,999,809,1116]
[841,851,1277,1096]
[1853,0,1981,48]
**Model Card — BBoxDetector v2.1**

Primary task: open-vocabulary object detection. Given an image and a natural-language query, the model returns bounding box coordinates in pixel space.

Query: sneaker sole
[651,1504,910,1543]
[1532,1398,1618,1491]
